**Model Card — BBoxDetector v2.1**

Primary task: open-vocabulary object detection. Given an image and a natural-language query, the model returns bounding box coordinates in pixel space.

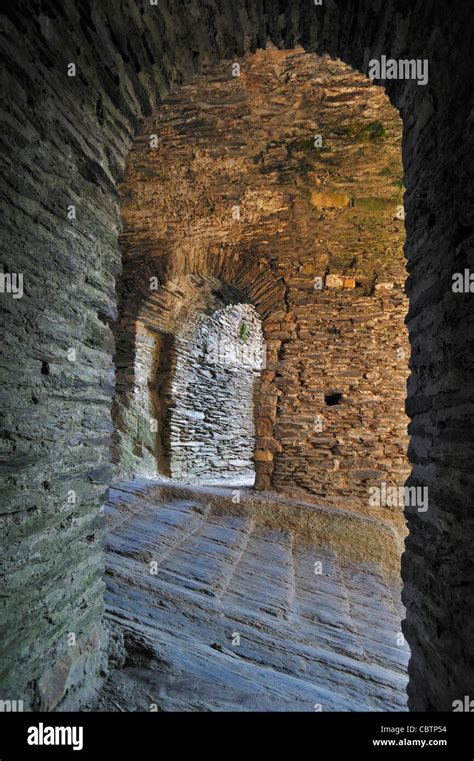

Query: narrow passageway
[98,479,409,711]
[3,0,473,719]
[102,47,412,711]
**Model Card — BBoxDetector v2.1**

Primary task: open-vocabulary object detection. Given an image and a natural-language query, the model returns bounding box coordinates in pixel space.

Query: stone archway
[113,271,269,485]
[100,46,412,711]
[116,47,410,508]
[1,1,473,712]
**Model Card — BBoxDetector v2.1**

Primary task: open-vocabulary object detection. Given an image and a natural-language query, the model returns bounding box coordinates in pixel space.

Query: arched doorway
[2,2,472,713]
[113,274,266,485]
[104,47,411,711]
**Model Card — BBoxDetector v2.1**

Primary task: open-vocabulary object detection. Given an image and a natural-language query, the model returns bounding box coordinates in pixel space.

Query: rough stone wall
[1,0,472,713]
[114,300,264,483]
[118,49,410,520]
[169,304,264,483]
[113,275,263,479]
[113,326,166,479]
[271,285,409,512]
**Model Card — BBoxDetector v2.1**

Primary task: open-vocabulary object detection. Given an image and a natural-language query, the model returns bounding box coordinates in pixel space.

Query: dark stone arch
[1,0,473,711]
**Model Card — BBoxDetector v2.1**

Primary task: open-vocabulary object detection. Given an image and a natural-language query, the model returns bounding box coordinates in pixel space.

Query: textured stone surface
[169,304,264,483]
[96,479,409,712]
[115,300,264,483]
[0,0,472,713]
[116,48,410,505]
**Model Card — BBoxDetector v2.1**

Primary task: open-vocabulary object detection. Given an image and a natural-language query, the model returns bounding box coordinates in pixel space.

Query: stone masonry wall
[1,0,472,713]
[169,304,264,483]
[114,300,264,484]
[271,284,409,513]
[118,49,410,524]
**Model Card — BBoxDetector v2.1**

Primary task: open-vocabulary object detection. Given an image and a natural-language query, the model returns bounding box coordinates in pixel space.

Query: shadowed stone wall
[1,0,473,713]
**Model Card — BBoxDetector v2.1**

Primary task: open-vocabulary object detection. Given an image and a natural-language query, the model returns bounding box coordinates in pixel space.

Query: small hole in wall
[325,392,343,406]
[41,361,50,376]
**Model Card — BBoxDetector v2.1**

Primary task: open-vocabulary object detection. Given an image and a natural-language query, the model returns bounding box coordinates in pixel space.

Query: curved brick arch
[1,0,473,712]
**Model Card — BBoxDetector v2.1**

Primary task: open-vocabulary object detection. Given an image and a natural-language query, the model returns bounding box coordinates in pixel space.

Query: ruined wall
[113,325,166,479]
[271,283,409,513]
[169,304,264,483]
[113,275,264,479]
[119,49,410,521]
[114,300,264,483]
[1,0,473,713]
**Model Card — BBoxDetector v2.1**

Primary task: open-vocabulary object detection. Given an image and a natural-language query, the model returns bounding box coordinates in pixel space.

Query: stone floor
[96,479,409,712]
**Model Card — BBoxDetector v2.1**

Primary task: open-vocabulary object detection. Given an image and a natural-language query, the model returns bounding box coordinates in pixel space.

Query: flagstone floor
[95,479,409,712]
